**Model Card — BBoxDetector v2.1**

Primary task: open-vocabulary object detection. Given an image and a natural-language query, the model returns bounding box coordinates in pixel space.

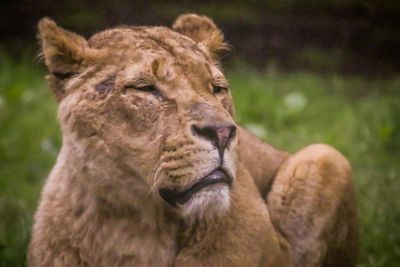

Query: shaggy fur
[29,14,358,267]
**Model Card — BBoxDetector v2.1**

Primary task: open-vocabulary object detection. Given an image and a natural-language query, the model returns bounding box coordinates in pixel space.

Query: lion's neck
[38,145,178,265]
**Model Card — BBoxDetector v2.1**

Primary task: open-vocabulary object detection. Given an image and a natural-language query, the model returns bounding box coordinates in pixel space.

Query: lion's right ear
[38,18,98,100]
[172,14,229,59]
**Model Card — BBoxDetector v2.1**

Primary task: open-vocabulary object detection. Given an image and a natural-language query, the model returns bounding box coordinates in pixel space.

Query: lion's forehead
[88,26,216,82]
[89,26,206,59]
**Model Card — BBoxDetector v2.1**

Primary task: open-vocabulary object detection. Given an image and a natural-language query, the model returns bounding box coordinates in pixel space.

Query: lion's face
[39,15,238,218]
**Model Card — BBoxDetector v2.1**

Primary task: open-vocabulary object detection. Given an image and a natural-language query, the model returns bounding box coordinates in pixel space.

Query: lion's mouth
[159,168,232,206]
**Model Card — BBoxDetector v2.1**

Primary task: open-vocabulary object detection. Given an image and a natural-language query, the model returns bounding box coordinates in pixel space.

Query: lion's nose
[191,124,237,154]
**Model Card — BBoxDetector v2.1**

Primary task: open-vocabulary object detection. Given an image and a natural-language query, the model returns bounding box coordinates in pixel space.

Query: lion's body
[29,14,358,267]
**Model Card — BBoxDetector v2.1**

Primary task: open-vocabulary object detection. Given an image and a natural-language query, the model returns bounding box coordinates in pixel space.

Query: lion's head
[38,14,238,219]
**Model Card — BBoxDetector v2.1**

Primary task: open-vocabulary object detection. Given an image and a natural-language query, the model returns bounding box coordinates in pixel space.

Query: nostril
[191,124,236,152]
[228,125,237,137]
[191,125,218,145]
[227,125,237,142]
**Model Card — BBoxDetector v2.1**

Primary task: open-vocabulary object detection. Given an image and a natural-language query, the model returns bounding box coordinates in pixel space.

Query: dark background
[2,0,400,76]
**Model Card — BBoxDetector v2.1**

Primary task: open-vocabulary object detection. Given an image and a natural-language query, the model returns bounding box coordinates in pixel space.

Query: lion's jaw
[156,133,238,219]
[45,24,239,220]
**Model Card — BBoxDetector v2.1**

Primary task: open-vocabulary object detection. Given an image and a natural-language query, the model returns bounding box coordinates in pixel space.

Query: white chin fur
[181,184,230,220]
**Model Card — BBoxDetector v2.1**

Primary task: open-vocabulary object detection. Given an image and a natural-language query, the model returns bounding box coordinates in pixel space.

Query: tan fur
[173,14,229,58]
[267,144,358,267]
[29,14,358,267]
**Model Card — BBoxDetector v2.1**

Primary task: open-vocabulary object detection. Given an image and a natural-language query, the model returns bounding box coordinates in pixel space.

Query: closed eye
[124,84,158,93]
[52,71,77,80]
[212,85,228,94]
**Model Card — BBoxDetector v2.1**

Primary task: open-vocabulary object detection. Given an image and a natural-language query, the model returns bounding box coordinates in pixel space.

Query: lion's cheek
[112,96,163,136]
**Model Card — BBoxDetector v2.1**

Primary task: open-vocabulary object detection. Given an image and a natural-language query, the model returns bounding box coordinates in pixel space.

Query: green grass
[0,52,60,267]
[1,54,399,266]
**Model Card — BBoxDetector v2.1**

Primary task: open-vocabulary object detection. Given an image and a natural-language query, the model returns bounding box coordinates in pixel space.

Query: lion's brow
[144,34,177,56]
[142,29,208,60]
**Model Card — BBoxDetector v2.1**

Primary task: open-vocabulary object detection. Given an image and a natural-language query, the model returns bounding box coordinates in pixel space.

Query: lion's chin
[180,184,230,220]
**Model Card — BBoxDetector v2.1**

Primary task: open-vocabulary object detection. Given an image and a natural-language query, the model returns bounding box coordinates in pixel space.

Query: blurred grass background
[1,1,400,266]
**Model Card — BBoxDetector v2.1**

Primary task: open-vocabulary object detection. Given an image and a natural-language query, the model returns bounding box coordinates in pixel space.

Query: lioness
[29,14,358,267]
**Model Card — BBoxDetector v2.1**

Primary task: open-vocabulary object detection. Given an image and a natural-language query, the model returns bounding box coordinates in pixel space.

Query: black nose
[191,124,237,155]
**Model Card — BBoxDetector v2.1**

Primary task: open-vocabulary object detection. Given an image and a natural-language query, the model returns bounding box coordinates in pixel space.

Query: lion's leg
[266,144,358,267]
[237,127,290,196]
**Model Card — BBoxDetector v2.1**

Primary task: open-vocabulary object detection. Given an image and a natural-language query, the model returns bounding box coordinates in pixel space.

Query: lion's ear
[172,14,229,58]
[38,18,99,100]
[38,18,96,77]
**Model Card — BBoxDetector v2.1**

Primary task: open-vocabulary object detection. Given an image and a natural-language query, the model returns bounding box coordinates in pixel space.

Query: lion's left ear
[172,14,229,58]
